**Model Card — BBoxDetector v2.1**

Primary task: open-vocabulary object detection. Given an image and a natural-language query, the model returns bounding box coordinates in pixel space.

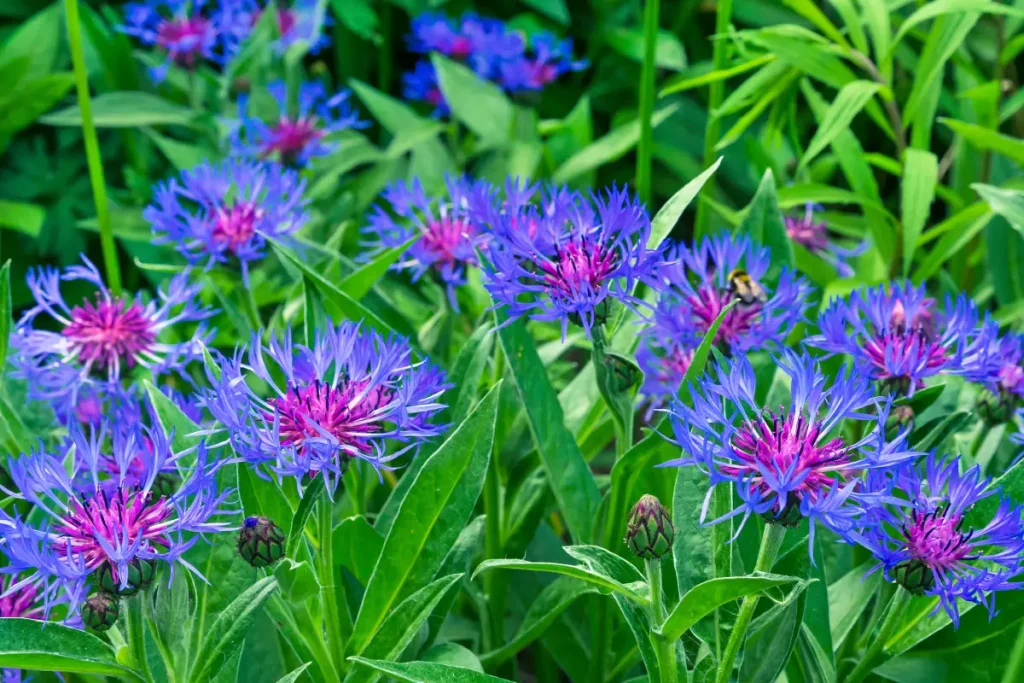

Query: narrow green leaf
[647,157,723,250]
[286,474,325,556]
[0,618,141,679]
[142,128,211,170]
[329,0,378,40]
[275,663,312,683]
[348,385,499,656]
[782,0,850,47]
[799,81,880,170]
[659,55,775,97]
[891,0,1024,48]
[904,13,980,124]
[941,118,1024,165]
[432,54,513,142]
[914,209,992,281]
[349,658,508,683]
[0,261,10,375]
[861,0,891,73]
[900,149,938,276]
[189,576,280,682]
[42,91,198,127]
[472,558,647,603]
[521,0,570,24]
[658,575,800,640]
[606,28,688,71]
[338,235,417,301]
[910,411,973,451]
[737,169,795,269]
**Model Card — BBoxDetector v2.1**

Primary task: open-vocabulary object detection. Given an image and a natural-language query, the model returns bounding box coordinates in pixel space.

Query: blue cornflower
[119,0,249,81]
[362,175,495,309]
[848,454,1024,628]
[661,350,919,544]
[402,61,449,116]
[0,420,235,607]
[482,184,657,339]
[638,232,811,404]
[10,257,212,406]
[498,33,588,92]
[784,203,868,277]
[199,321,449,496]
[960,330,1024,423]
[807,282,996,397]
[407,11,523,79]
[230,81,366,167]
[146,159,309,283]
[238,0,330,53]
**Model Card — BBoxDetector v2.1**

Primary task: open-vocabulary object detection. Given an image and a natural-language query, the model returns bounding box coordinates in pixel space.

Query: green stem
[64,0,120,295]
[635,0,660,206]
[715,523,786,683]
[843,588,912,683]
[647,559,677,683]
[484,342,508,656]
[318,495,345,670]
[693,0,733,241]
[144,598,178,683]
[126,595,155,683]
[1001,613,1024,683]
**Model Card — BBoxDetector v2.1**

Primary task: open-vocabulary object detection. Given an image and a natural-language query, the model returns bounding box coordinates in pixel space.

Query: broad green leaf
[0,618,140,679]
[339,235,417,301]
[521,0,569,24]
[42,91,198,128]
[348,385,498,656]
[496,312,601,543]
[349,658,508,683]
[285,474,325,556]
[828,561,881,648]
[152,569,193,675]
[798,81,880,170]
[673,466,714,596]
[552,104,679,184]
[479,577,598,667]
[142,379,203,453]
[900,149,938,276]
[973,184,1024,234]
[738,580,808,683]
[564,544,647,584]
[737,169,795,269]
[941,118,1024,165]
[190,576,280,681]
[143,128,211,170]
[660,55,775,97]
[432,54,513,142]
[333,515,384,585]
[0,3,62,79]
[0,73,74,141]
[0,200,44,237]
[422,643,484,671]
[606,28,687,71]
[647,156,723,250]
[472,558,648,603]
[658,575,800,640]
[345,574,463,683]
[330,0,378,40]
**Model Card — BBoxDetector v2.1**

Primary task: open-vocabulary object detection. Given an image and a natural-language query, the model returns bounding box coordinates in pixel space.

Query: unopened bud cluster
[625,495,675,560]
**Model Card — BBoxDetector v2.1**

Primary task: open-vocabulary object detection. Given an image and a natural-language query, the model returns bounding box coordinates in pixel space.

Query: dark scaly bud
[96,558,157,596]
[764,499,803,528]
[82,592,120,632]
[625,495,674,560]
[885,404,915,440]
[893,559,935,596]
[238,516,286,568]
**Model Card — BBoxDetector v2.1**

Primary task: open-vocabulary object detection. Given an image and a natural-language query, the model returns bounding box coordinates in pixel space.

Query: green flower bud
[625,495,674,560]
[885,404,915,439]
[878,376,912,399]
[96,558,157,596]
[763,500,803,528]
[603,352,643,394]
[151,471,182,499]
[978,390,1017,425]
[893,559,935,596]
[82,592,120,632]
[238,516,286,568]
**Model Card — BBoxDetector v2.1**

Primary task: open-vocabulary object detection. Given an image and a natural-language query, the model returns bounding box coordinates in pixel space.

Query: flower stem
[715,522,786,683]
[144,597,178,683]
[693,0,733,241]
[635,0,660,206]
[318,495,346,670]
[64,0,121,296]
[127,595,155,683]
[842,587,912,683]
[647,558,678,683]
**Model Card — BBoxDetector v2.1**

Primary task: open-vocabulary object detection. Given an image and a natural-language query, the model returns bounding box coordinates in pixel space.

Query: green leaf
[479,577,598,667]
[349,658,508,682]
[520,0,569,24]
[673,466,713,596]
[329,0,378,40]
[42,91,198,128]
[275,663,312,683]
[432,54,513,142]
[472,558,648,603]
[737,169,795,269]
[0,73,75,140]
[349,79,428,133]
[552,104,679,184]
[782,0,850,47]
[0,200,44,237]
[900,149,938,276]
[338,235,417,301]
[0,261,10,374]
[941,118,1024,165]
[647,156,723,250]
[449,322,495,424]
[904,13,980,125]
[345,574,464,683]
[738,580,808,683]
[286,474,325,556]
[237,463,294,536]
[973,184,1024,234]
[660,55,775,97]
[606,28,687,71]
[422,643,484,671]
[891,0,1024,48]
[348,385,499,656]
[658,575,801,640]
[749,29,856,88]
[142,379,203,453]
[909,411,973,451]
[191,576,280,681]
[798,81,880,171]
[333,515,384,585]
[0,618,141,679]
[828,561,881,648]
[143,128,211,170]
[496,313,601,543]
[913,207,992,281]
[0,3,62,79]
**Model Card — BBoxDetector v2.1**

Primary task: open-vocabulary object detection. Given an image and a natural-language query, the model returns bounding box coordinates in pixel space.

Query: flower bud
[603,352,643,394]
[885,405,915,439]
[238,516,286,568]
[96,558,157,596]
[625,495,674,559]
[82,592,120,632]
[151,471,182,499]
[893,559,934,596]
[978,390,1016,425]
[764,500,803,527]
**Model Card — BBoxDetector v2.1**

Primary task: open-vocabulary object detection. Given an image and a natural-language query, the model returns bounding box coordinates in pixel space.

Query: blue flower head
[785,203,868,277]
[237,0,330,53]
[402,61,449,116]
[482,183,657,340]
[848,454,1024,628]
[362,175,495,309]
[230,81,367,167]
[408,11,523,79]
[499,33,588,93]
[661,350,919,548]
[200,321,450,497]
[146,159,309,283]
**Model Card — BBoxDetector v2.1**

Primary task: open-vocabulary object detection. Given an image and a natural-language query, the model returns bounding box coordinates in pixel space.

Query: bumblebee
[727,268,767,305]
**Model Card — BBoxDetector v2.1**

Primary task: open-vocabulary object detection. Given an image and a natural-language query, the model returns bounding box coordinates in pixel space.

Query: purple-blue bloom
[785,203,868,278]
[199,321,449,496]
[638,232,810,403]
[847,454,1024,628]
[146,159,309,283]
[230,81,366,167]
[807,282,996,397]
[11,256,211,406]
[407,11,523,78]
[402,61,449,116]
[482,184,656,339]
[962,330,1024,422]
[661,350,918,545]
[362,175,494,309]
[238,0,330,53]
[499,33,588,93]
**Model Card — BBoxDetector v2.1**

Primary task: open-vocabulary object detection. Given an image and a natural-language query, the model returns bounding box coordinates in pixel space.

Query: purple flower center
[267,379,393,457]
[261,117,325,162]
[862,301,946,386]
[54,489,172,578]
[213,201,263,251]
[729,412,848,512]
[62,296,157,372]
[156,15,211,67]
[999,364,1024,396]
[0,579,40,620]
[690,285,762,346]
[785,215,829,252]
[651,347,694,386]
[541,241,618,295]
[448,37,473,58]
[903,509,974,570]
[421,217,476,267]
